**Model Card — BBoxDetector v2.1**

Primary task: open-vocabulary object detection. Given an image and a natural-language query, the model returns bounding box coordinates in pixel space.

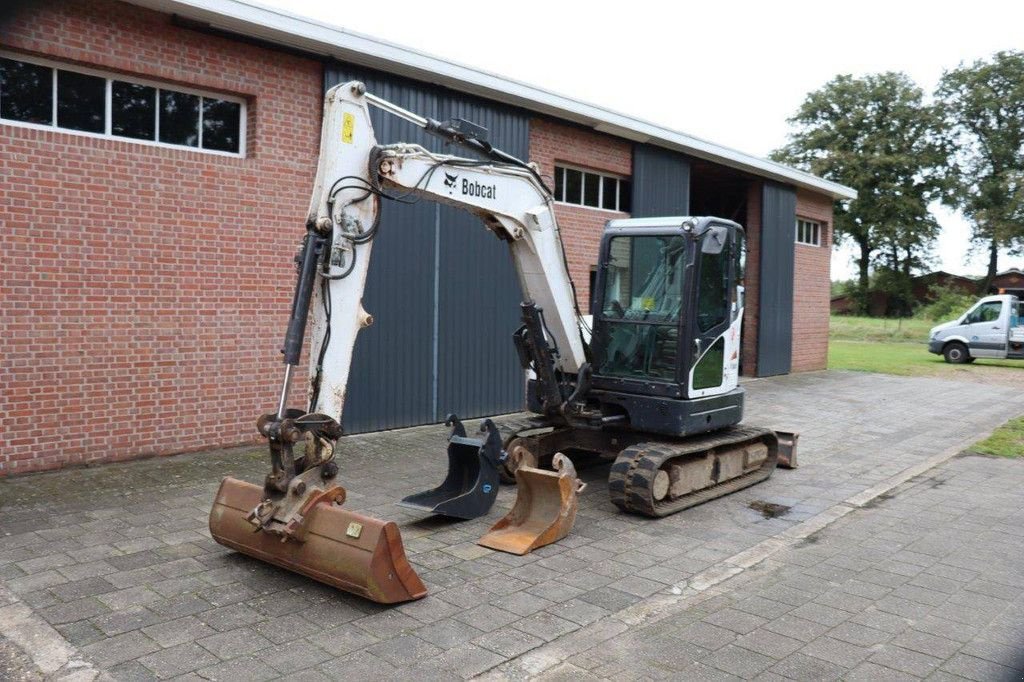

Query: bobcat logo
[443,172,458,192]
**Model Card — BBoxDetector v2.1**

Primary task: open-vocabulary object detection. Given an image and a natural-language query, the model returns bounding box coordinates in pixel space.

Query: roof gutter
[128,0,857,200]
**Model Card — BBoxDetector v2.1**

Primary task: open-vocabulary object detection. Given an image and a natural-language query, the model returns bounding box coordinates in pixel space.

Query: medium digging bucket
[477,453,585,555]
[397,415,504,520]
[209,477,427,604]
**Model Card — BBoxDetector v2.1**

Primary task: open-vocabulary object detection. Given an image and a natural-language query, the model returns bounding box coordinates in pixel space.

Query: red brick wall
[741,182,763,376]
[0,0,323,475]
[528,118,632,309]
[791,189,834,372]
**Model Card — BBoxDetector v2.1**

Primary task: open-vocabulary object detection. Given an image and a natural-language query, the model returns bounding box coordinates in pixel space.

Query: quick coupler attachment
[397,415,505,520]
[477,453,584,555]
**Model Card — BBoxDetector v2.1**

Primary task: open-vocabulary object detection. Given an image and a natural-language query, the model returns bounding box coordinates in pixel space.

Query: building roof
[129,0,857,200]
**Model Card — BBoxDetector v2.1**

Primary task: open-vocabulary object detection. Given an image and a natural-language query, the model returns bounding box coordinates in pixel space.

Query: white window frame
[795,218,822,247]
[0,51,247,158]
[554,163,630,213]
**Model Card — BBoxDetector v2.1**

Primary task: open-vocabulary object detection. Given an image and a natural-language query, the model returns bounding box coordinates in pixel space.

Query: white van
[928,294,1024,363]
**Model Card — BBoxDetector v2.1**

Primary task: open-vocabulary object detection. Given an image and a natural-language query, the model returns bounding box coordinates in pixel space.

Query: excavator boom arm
[303,82,587,424]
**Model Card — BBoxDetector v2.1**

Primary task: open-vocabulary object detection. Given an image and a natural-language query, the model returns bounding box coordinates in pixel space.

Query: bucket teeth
[397,415,505,520]
[210,477,426,604]
[477,452,585,555]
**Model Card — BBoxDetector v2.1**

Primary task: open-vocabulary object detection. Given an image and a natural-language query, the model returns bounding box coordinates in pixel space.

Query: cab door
[687,225,738,398]
[964,299,1007,358]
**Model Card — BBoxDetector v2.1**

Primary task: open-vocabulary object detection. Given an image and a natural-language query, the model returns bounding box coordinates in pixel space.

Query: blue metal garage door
[324,64,528,433]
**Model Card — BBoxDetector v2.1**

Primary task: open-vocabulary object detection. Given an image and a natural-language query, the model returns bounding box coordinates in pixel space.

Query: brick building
[0,0,855,474]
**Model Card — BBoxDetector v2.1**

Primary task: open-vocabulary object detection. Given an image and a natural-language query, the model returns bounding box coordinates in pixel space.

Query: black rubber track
[608,425,779,517]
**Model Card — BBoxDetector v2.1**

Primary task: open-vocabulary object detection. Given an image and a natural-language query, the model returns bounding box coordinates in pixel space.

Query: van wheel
[943,342,970,364]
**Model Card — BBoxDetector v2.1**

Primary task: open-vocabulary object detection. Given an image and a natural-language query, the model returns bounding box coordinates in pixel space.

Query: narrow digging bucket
[478,453,584,555]
[397,416,503,520]
[210,477,426,604]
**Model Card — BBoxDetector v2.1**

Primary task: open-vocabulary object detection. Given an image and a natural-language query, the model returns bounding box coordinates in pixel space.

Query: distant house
[830,271,977,316]
[991,268,1024,296]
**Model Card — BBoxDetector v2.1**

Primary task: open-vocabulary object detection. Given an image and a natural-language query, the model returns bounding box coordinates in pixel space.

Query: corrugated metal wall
[756,181,797,377]
[630,144,690,216]
[324,64,528,433]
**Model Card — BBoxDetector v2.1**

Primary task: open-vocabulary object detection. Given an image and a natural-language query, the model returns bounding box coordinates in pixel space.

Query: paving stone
[414,617,485,648]
[257,639,333,674]
[549,598,609,626]
[489,590,553,617]
[799,635,871,668]
[709,643,775,678]
[843,660,913,681]
[39,596,110,625]
[787,602,850,628]
[941,653,1019,681]
[142,616,216,648]
[868,644,944,677]
[197,626,273,660]
[673,621,737,651]
[427,642,506,679]
[513,611,579,642]
[769,652,845,681]
[473,626,545,658]
[50,576,119,601]
[827,620,892,647]
[452,604,521,633]
[55,619,107,647]
[734,628,804,659]
[106,660,160,681]
[704,608,769,635]
[365,633,442,667]
[200,603,263,632]
[81,630,161,668]
[138,641,220,678]
[890,628,962,659]
[196,654,280,682]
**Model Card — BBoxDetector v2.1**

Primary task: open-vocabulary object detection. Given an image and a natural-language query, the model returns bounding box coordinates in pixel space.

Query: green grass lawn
[828,315,1023,378]
[829,315,934,344]
[970,417,1024,458]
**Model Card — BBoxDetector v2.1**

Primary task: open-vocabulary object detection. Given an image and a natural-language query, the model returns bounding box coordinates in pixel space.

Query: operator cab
[585,217,746,437]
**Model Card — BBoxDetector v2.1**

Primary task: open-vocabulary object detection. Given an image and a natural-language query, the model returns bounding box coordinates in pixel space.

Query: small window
[601,176,617,210]
[112,81,155,140]
[159,90,199,147]
[0,55,245,155]
[554,164,631,212]
[564,168,582,204]
[0,58,52,124]
[796,219,821,246]
[57,70,105,133]
[583,172,600,208]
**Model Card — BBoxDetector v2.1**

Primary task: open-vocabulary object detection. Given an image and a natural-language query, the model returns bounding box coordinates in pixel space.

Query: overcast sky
[260,0,1023,280]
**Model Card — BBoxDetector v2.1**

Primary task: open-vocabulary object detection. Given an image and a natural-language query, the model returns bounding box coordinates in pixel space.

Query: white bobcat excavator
[209,82,787,604]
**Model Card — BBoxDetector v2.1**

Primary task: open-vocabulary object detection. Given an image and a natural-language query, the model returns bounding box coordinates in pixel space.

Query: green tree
[772,72,945,314]
[935,51,1024,293]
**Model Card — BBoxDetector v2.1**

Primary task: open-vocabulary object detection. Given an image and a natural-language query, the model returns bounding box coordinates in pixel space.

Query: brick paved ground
[0,371,1020,680]
[529,452,1024,681]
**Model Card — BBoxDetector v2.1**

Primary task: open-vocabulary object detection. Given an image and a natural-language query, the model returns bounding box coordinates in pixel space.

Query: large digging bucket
[478,453,585,555]
[210,477,426,604]
[397,416,504,520]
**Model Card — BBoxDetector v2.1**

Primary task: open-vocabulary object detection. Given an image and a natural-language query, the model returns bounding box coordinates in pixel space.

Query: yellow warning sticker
[342,112,355,144]
[641,297,655,311]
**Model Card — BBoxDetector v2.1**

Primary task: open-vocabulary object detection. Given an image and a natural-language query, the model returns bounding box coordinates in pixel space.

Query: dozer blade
[478,453,585,555]
[397,415,504,520]
[209,477,426,604]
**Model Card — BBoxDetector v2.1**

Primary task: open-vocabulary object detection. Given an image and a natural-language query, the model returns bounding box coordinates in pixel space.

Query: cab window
[965,301,1002,324]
